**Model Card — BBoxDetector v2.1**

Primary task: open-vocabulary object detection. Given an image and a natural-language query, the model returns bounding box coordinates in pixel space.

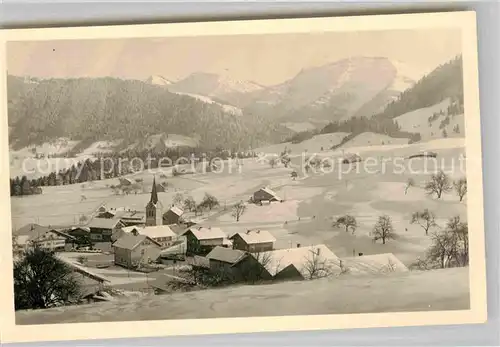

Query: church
[145,177,164,226]
[145,177,184,227]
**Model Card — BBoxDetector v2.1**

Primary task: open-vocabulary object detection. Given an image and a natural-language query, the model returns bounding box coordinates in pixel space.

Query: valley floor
[16,267,470,325]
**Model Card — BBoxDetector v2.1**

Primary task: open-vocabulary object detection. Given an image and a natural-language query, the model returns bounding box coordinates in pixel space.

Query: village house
[87,218,125,242]
[252,187,282,204]
[163,206,184,225]
[112,233,162,269]
[12,223,67,252]
[140,225,177,248]
[229,229,276,252]
[30,230,67,252]
[205,246,272,282]
[114,225,177,248]
[257,244,340,281]
[181,226,231,256]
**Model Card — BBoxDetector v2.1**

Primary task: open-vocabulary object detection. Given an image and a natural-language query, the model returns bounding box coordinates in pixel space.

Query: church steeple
[145,176,162,227]
[150,176,158,205]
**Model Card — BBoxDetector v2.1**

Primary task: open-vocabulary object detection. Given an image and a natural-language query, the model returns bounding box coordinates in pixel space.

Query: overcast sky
[7,28,461,86]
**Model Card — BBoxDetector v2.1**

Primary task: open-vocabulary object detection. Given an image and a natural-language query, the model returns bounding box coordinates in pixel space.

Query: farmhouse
[138,225,177,248]
[112,234,162,269]
[115,211,145,226]
[87,218,125,242]
[205,246,272,282]
[163,206,184,225]
[252,187,281,204]
[229,230,276,252]
[258,244,340,281]
[181,226,231,256]
[13,224,68,252]
[32,230,67,251]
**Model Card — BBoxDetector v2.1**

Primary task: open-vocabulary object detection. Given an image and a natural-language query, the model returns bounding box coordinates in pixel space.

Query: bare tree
[269,156,279,169]
[332,215,358,234]
[232,201,247,222]
[425,170,452,198]
[301,248,335,279]
[183,195,196,212]
[453,177,467,202]
[422,216,468,269]
[173,193,184,207]
[410,209,438,235]
[372,215,396,244]
[200,193,220,211]
[404,178,415,195]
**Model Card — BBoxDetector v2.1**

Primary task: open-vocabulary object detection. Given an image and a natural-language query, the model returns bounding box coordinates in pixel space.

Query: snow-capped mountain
[245,56,428,124]
[144,57,428,127]
[165,72,265,107]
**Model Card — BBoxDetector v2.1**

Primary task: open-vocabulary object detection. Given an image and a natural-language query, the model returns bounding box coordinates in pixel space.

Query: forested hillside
[7,76,291,151]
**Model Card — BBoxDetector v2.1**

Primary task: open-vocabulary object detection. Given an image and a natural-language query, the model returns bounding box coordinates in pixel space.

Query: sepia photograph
[0,11,487,343]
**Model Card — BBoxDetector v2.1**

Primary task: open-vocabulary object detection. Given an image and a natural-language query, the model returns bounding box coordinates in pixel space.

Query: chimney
[296,243,301,248]
[316,248,321,255]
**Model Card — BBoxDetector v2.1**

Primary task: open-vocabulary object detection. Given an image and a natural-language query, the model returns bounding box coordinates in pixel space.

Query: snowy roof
[182,226,226,240]
[140,225,177,239]
[120,225,145,234]
[257,244,339,277]
[87,218,123,230]
[206,246,247,265]
[13,223,50,236]
[57,256,110,283]
[257,187,281,199]
[112,234,160,250]
[166,206,184,217]
[230,230,276,245]
[341,253,408,275]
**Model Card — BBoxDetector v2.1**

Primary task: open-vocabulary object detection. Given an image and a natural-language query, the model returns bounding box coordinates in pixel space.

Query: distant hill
[242,56,427,127]
[315,55,464,145]
[7,76,292,151]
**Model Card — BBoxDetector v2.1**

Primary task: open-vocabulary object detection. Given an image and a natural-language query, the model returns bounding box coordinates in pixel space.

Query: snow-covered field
[11,137,467,269]
[16,267,469,325]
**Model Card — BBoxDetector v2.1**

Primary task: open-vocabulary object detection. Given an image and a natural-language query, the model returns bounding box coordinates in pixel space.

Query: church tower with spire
[145,176,163,226]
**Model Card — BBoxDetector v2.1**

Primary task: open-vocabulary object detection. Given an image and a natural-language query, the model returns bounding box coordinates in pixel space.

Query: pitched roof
[140,225,177,239]
[182,226,226,240]
[257,244,340,277]
[57,256,110,283]
[230,230,276,245]
[256,187,281,200]
[206,246,248,265]
[13,223,50,236]
[341,253,408,275]
[112,234,160,250]
[87,218,123,230]
[150,176,159,205]
[121,225,145,234]
[165,206,184,217]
